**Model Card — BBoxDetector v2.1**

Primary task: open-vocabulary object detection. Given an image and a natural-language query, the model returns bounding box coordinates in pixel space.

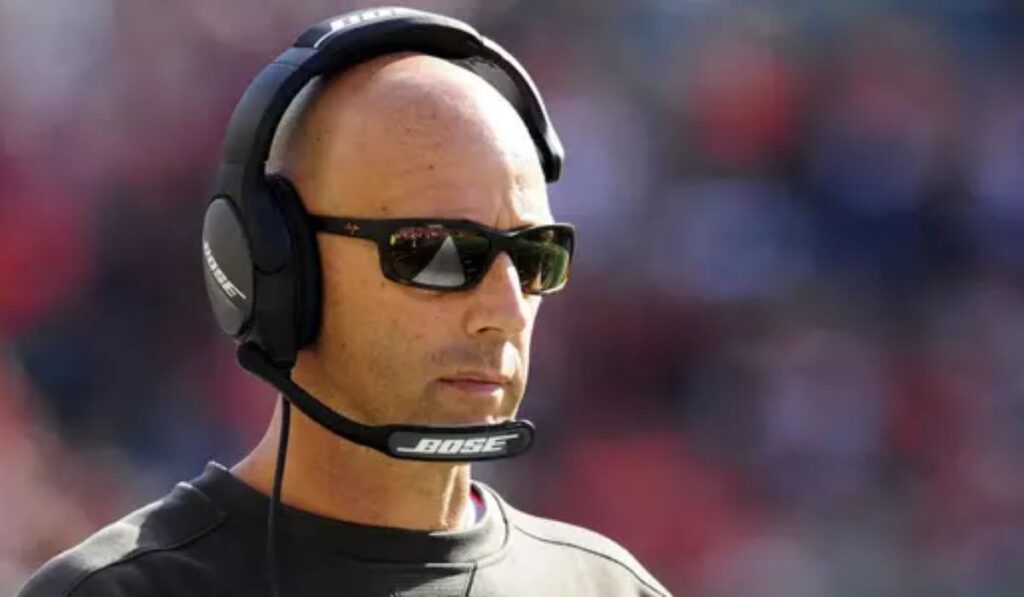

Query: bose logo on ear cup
[204,241,248,301]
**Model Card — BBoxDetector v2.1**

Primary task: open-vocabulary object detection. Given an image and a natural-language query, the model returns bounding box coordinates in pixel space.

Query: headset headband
[214,7,563,209]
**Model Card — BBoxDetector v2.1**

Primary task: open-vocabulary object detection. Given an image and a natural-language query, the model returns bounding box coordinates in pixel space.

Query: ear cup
[268,175,323,348]
[202,198,255,338]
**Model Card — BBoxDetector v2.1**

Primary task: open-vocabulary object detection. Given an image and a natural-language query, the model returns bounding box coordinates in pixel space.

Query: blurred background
[4,0,1024,595]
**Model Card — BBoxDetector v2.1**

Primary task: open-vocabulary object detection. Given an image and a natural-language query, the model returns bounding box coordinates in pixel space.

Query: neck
[232,399,474,531]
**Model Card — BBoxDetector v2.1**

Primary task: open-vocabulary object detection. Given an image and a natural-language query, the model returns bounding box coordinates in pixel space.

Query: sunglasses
[309,216,575,295]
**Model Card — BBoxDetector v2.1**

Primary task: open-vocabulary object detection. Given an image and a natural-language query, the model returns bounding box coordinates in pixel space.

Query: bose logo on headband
[315,7,412,47]
[204,241,248,301]
[395,434,520,456]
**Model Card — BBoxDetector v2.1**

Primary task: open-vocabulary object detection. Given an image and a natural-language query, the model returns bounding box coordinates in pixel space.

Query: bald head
[268,53,548,224]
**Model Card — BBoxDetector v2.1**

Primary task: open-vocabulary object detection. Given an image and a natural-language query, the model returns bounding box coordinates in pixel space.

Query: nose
[463,252,533,338]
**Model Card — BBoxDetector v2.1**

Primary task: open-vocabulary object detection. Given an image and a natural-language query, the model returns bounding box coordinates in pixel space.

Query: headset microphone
[236,343,535,461]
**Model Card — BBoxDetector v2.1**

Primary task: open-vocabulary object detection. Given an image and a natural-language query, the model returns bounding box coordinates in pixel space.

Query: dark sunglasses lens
[387,226,489,288]
[512,227,573,294]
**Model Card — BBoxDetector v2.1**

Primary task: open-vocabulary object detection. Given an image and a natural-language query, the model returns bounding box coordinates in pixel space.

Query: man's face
[291,55,553,428]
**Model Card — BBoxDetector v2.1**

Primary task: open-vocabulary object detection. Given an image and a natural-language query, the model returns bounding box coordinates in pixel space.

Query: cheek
[317,242,453,386]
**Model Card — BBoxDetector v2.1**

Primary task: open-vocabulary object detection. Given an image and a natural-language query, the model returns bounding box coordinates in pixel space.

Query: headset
[201,6,564,463]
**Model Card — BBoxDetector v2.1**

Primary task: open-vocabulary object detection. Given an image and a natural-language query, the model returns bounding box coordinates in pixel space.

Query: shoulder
[17,482,227,597]
[483,485,671,596]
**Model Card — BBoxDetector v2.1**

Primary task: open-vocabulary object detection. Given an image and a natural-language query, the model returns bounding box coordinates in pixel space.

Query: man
[19,9,669,597]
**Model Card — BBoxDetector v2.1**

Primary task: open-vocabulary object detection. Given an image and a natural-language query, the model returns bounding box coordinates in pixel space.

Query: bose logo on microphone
[204,241,247,301]
[395,434,519,456]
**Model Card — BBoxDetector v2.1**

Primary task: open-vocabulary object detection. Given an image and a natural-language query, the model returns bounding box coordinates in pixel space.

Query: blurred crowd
[4,0,1024,595]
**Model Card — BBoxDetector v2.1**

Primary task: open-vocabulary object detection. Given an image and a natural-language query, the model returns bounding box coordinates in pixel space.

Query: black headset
[201,6,565,462]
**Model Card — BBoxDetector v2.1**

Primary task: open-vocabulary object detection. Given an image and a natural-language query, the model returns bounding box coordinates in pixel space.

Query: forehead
[294,54,553,229]
[364,147,552,228]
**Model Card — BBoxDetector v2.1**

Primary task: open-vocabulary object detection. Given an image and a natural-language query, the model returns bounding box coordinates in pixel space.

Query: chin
[421,385,516,426]
[418,402,513,426]
[424,412,505,426]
